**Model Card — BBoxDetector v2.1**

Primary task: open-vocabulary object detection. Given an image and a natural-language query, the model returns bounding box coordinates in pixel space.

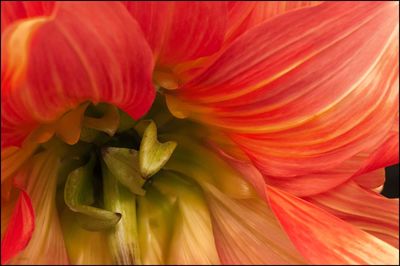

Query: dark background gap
[382,164,399,198]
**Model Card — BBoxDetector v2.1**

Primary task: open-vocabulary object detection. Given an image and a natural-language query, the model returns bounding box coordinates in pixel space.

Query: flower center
[37,97,182,263]
[5,93,254,264]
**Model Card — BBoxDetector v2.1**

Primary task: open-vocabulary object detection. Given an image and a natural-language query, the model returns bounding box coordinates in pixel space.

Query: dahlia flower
[1,1,399,265]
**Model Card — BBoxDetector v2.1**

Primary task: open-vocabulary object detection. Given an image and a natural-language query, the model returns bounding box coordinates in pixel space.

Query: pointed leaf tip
[139,121,177,178]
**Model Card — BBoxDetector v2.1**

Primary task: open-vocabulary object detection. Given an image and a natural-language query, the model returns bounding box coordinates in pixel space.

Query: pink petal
[2,2,154,147]
[266,185,399,265]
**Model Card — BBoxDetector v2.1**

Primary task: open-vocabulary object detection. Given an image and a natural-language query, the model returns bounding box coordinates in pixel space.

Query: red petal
[124,2,227,68]
[266,185,399,264]
[2,2,154,147]
[1,189,35,265]
[1,1,54,33]
[173,2,399,177]
[10,150,69,264]
[306,181,399,248]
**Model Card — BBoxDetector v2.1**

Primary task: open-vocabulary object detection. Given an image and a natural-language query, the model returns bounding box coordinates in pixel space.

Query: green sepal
[102,147,145,196]
[64,153,121,231]
[139,121,177,178]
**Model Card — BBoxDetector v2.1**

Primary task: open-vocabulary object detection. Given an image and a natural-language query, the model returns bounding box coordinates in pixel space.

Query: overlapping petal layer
[205,184,305,265]
[1,188,34,265]
[171,2,399,179]
[1,1,154,147]
[8,151,68,264]
[306,180,399,248]
[266,185,399,265]
[226,1,321,44]
[124,1,227,69]
[0,1,54,33]
[266,133,398,196]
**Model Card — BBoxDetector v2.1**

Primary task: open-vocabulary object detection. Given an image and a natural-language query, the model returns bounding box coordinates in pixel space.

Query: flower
[1,1,399,265]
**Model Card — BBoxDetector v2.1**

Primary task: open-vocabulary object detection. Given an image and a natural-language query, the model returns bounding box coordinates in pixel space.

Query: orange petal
[264,151,385,197]
[205,184,305,264]
[2,2,154,147]
[353,169,386,190]
[356,118,399,175]
[306,181,399,248]
[124,2,227,68]
[266,185,399,265]
[226,1,321,44]
[265,116,398,196]
[173,2,399,177]
[1,1,54,33]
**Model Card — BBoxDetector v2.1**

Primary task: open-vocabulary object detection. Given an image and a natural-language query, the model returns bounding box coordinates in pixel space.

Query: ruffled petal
[170,2,399,178]
[204,184,305,264]
[1,188,34,265]
[124,1,227,69]
[2,1,154,147]
[266,185,399,265]
[1,1,54,33]
[306,181,399,248]
[10,150,68,264]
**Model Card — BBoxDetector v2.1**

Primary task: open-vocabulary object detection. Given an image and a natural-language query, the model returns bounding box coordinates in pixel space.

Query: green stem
[102,162,141,264]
